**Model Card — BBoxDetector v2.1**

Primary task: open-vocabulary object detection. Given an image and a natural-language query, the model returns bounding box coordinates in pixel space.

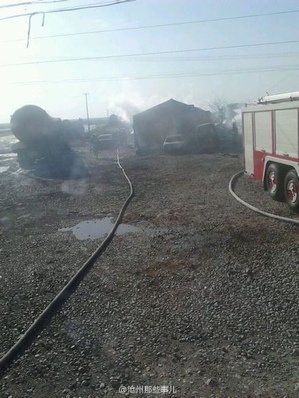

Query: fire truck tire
[265,163,284,201]
[284,170,299,212]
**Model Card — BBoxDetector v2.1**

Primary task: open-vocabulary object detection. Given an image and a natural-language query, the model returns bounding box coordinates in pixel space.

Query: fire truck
[242,92,299,211]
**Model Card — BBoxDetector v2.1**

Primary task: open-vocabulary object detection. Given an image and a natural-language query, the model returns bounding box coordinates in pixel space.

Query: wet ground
[1,146,299,397]
[59,218,142,240]
[0,133,18,174]
[0,132,87,179]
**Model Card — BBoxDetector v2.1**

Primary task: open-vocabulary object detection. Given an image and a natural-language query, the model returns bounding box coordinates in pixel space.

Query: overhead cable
[0,0,135,21]
[1,40,299,68]
[0,1,69,9]
[3,8,299,43]
[0,0,135,47]
[5,64,299,86]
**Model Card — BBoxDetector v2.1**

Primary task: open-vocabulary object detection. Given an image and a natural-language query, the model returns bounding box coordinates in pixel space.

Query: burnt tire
[265,163,284,201]
[284,170,299,212]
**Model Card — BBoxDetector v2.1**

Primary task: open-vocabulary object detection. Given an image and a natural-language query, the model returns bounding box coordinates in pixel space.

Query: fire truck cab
[242,92,299,211]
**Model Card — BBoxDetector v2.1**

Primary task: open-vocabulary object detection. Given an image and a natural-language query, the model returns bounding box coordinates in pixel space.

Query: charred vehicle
[10,105,86,178]
[163,134,187,154]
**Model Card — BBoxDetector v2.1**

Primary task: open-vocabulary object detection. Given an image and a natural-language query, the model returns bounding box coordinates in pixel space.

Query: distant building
[133,99,211,152]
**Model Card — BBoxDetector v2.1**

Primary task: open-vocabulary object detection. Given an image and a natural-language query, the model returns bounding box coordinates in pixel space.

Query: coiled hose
[229,171,299,225]
[0,150,134,374]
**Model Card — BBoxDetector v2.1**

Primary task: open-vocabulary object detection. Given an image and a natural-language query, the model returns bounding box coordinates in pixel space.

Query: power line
[1,40,299,68]
[0,0,135,21]
[5,65,299,86]
[0,1,69,9]
[0,0,135,48]
[32,52,294,63]
[128,52,299,62]
[2,8,299,42]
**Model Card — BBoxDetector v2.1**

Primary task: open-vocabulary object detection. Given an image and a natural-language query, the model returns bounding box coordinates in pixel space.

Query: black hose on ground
[0,150,134,374]
[229,171,299,225]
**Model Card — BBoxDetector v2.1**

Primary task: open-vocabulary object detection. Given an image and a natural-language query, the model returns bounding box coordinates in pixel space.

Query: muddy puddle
[59,217,143,240]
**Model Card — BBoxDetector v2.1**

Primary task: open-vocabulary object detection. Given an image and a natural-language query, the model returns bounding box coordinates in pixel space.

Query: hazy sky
[0,0,298,122]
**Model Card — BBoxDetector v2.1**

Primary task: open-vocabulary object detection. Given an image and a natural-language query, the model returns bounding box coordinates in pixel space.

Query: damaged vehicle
[10,104,86,179]
[163,134,187,154]
[97,133,119,149]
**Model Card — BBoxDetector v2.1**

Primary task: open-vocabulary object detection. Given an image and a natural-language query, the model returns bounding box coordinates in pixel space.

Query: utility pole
[84,93,90,133]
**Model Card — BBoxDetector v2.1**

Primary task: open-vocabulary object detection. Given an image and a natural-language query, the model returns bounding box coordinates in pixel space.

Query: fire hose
[0,150,134,374]
[229,171,299,225]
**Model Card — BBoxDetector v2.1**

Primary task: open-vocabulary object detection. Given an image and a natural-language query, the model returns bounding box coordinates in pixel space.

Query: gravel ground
[0,146,299,398]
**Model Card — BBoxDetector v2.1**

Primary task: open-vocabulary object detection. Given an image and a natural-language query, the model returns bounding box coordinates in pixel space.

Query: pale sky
[0,0,298,122]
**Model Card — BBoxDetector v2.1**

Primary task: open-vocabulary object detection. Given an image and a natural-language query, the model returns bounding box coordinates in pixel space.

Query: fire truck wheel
[284,170,299,212]
[265,163,284,201]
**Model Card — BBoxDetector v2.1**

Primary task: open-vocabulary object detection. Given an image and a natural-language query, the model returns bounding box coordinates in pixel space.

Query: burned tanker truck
[10,105,86,178]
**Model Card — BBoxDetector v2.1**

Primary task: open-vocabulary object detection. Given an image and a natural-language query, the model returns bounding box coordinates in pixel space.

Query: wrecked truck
[10,105,86,178]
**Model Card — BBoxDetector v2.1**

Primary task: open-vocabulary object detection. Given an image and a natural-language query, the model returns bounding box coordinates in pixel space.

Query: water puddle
[0,166,9,174]
[0,134,18,150]
[0,133,18,173]
[59,217,142,240]
[0,153,17,159]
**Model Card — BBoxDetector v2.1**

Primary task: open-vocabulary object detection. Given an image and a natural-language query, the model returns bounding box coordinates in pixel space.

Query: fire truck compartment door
[243,112,254,174]
[275,109,298,158]
[255,111,272,152]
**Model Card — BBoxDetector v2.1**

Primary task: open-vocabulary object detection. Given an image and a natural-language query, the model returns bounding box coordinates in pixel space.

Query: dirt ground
[0,146,299,398]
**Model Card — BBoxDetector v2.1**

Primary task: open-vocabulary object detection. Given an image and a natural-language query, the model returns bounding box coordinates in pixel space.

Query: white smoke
[107,93,172,122]
[109,101,140,123]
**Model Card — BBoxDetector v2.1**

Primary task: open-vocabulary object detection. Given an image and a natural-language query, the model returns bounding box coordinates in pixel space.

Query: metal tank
[10,105,86,178]
[10,105,53,146]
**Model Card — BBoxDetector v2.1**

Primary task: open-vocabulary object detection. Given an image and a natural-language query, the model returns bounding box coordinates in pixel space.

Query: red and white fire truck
[242,92,299,211]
